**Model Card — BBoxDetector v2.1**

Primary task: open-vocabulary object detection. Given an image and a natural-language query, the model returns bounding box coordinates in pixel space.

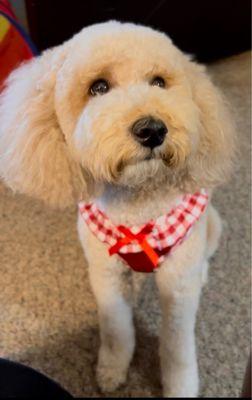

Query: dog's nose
[131,116,168,149]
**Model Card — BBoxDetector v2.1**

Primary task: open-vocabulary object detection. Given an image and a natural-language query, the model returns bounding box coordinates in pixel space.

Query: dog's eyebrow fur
[81,67,112,82]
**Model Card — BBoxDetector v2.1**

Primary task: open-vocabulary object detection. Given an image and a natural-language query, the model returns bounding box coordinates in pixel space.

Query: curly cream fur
[0,21,235,397]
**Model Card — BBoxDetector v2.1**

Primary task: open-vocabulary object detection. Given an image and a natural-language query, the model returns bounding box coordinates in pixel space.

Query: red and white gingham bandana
[79,189,208,273]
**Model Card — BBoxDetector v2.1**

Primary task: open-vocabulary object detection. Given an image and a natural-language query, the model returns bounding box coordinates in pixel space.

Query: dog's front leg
[88,260,135,393]
[155,261,204,398]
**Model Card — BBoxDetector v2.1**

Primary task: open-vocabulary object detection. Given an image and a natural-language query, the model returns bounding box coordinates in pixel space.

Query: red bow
[109,223,159,268]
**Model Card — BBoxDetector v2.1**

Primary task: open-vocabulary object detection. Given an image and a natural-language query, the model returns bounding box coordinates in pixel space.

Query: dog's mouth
[117,151,173,174]
[144,150,174,166]
[144,154,153,161]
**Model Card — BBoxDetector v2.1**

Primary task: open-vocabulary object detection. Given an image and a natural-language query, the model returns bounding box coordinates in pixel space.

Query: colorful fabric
[79,189,208,273]
[0,0,37,91]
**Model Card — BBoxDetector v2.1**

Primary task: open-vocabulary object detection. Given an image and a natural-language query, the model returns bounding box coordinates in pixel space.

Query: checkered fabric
[78,189,208,259]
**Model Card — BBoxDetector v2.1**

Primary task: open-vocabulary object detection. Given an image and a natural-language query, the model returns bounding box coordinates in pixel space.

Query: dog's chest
[95,188,181,227]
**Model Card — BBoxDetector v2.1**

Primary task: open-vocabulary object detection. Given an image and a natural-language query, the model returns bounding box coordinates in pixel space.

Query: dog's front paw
[97,362,127,392]
[96,347,128,392]
[162,364,199,398]
[164,386,198,398]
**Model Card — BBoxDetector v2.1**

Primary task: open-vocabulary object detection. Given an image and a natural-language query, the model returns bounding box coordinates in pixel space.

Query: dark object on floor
[0,358,72,398]
[242,354,251,398]
[25,0,251,61]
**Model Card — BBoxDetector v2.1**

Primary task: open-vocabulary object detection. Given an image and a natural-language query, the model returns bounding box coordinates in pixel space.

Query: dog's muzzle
[131,116,168,149]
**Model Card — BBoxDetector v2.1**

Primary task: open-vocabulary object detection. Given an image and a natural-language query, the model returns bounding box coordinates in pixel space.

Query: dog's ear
[187,61,236,188]
[0,47,85,208]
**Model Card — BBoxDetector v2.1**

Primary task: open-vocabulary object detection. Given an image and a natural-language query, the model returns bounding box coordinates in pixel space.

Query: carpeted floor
[0,51,250,398]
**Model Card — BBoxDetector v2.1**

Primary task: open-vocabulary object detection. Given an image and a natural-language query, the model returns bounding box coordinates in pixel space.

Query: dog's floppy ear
[187,61,236,188]
[0,47,85,208]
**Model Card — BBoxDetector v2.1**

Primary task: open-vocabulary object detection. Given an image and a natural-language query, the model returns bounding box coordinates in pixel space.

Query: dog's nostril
[131,117,168,149]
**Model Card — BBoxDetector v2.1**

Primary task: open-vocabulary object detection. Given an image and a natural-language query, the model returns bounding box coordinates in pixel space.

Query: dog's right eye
[150,76,166,88]
[89,79,110,96]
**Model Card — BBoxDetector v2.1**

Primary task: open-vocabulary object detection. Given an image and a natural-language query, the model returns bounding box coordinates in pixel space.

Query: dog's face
[56,25,199,187]
[0,22,235,207]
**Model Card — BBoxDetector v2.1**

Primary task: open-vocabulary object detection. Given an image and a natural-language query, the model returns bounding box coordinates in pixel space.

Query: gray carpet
[0,51,250,398]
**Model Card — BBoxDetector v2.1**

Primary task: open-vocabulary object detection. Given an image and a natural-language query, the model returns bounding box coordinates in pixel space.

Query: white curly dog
[0,21,235,397]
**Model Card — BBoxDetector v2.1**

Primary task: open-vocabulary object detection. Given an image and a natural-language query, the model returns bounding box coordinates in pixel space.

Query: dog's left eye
[150,76,166,88]
[89,79,110,96]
